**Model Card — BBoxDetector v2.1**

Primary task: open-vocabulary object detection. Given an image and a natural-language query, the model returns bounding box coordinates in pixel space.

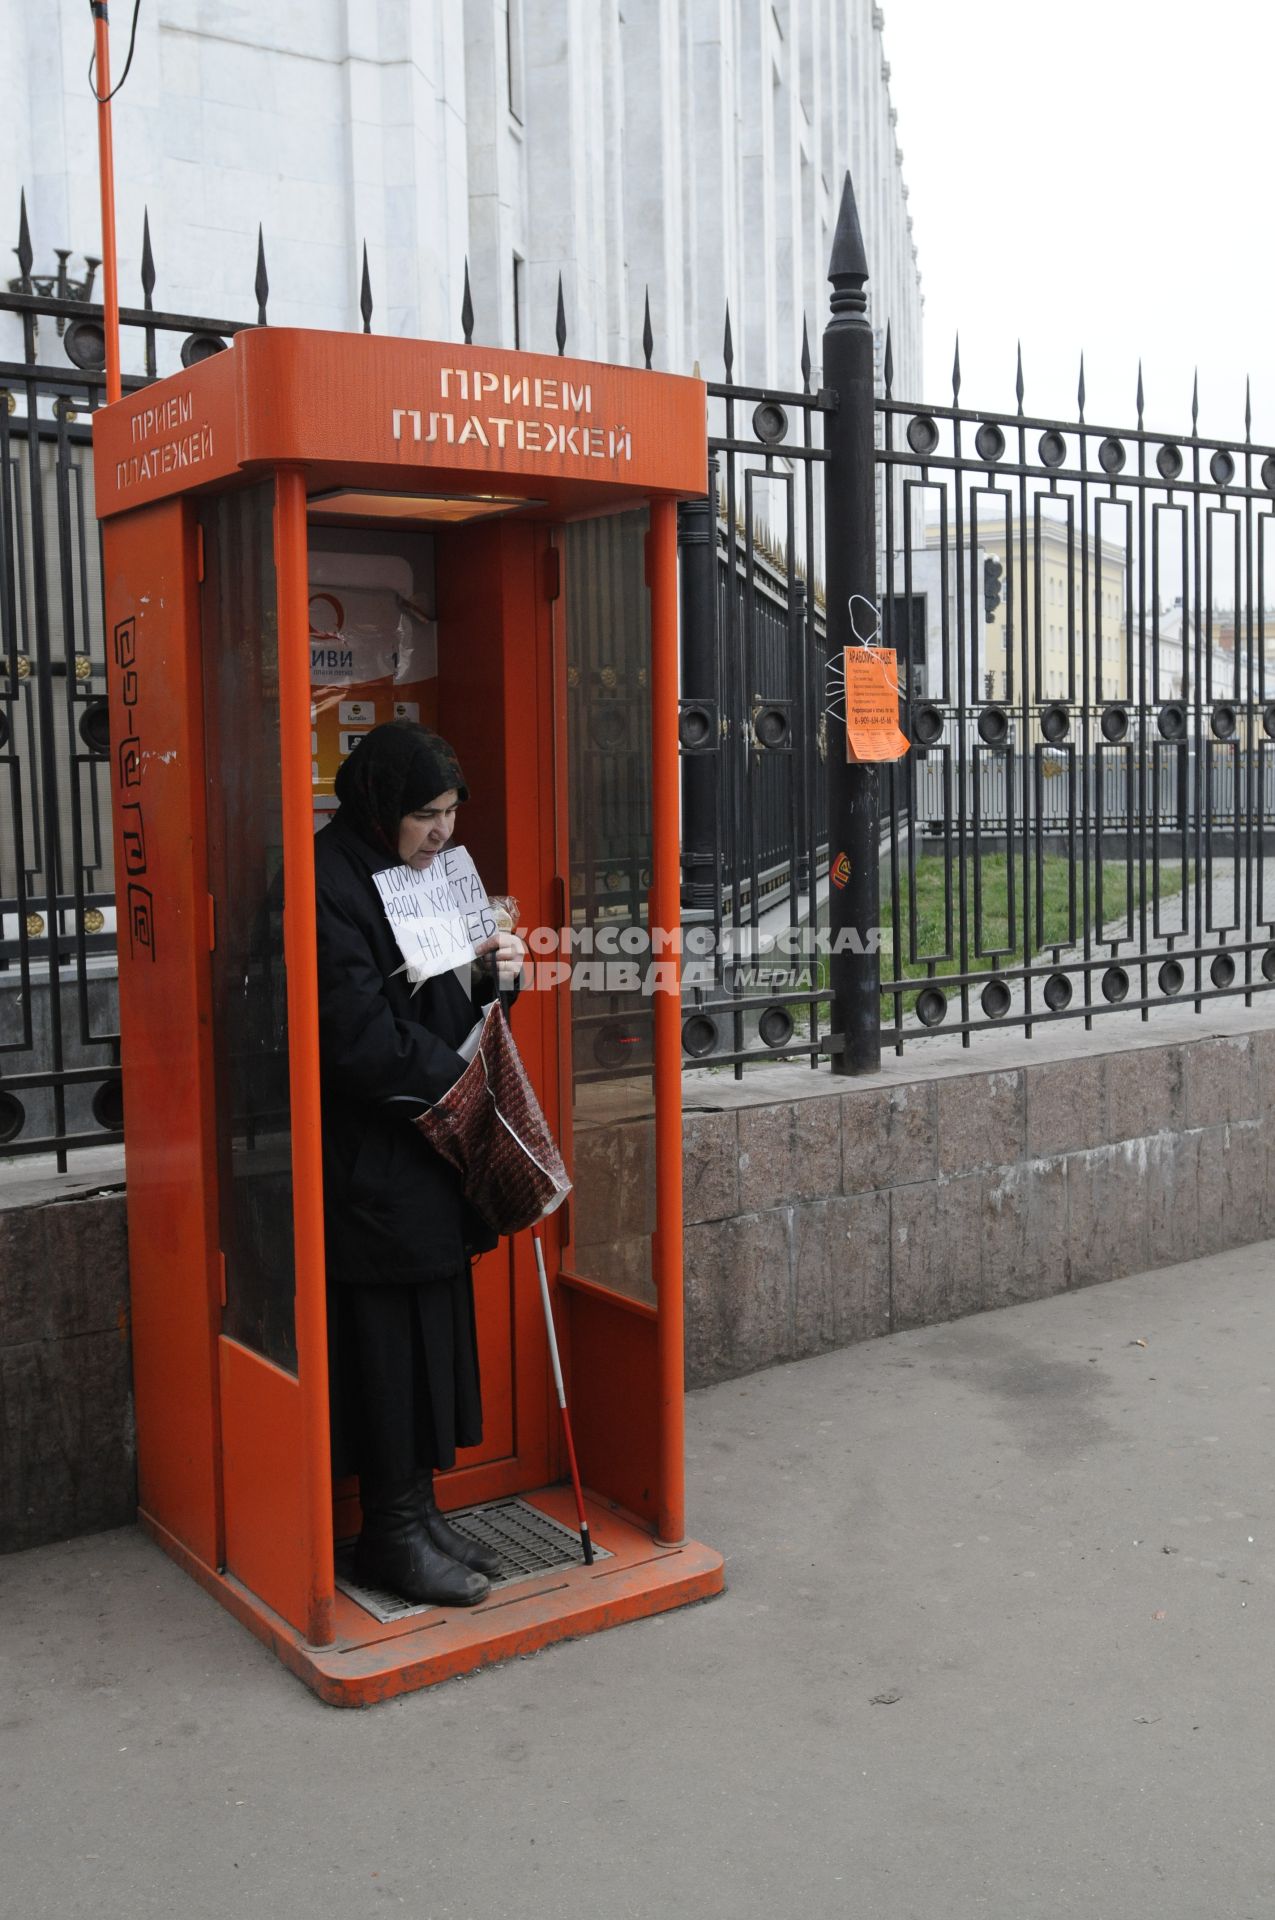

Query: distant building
[918,516,1129,706]
[1154,601,1264,712]
[887,546,996,704]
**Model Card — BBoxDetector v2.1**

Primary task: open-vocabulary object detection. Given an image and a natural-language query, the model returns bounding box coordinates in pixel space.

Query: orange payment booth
[93,329,723,1704]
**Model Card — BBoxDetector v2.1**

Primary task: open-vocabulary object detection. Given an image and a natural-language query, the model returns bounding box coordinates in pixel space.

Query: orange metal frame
[647,500,686,1546]
[275,468,336,1646]
[96,330,722,1703]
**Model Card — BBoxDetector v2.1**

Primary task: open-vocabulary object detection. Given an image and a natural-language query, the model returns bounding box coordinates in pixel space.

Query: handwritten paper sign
[843,646,910,763]
[373,846,498,984]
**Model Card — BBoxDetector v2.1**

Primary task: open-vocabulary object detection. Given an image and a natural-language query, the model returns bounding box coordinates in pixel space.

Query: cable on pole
[88,0,142,104]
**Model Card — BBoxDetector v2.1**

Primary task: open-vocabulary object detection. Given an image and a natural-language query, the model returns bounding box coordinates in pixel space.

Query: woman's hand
[475,929,527,987]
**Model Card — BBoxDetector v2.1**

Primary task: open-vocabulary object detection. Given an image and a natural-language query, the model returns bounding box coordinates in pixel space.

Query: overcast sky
[882,0,1274,449]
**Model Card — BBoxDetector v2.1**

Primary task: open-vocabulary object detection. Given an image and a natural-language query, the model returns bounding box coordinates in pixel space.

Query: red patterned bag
[414,1001,571,1235]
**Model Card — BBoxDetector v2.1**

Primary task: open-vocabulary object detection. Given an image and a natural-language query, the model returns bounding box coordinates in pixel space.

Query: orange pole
[274,466,336,1647]
[91,2,123,405]
[647,497,685,1546]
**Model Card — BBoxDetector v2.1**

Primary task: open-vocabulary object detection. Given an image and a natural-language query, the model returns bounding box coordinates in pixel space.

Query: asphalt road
[4,1242,1274,1920]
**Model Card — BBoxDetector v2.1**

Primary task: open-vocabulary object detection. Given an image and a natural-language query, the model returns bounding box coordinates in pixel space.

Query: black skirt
[327,1265,483,1480]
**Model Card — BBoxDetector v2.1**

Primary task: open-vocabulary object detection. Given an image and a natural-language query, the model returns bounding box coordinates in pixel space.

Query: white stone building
[1,0,922,396]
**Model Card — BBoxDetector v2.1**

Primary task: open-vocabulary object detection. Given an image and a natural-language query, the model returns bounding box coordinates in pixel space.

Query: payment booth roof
[92,329,708,521]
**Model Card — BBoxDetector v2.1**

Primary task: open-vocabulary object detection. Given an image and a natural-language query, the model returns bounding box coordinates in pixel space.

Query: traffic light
[983,554,1003,620]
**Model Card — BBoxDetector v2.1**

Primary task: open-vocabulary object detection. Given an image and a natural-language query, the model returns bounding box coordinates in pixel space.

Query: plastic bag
[414,1003,571,1234]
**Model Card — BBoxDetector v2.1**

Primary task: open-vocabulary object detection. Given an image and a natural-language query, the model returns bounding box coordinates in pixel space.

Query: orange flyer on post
[843,646,909,762]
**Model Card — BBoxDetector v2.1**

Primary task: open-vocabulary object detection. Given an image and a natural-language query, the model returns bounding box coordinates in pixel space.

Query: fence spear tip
[254,223,268,326]
[555,272,567,356]
[827,170,868,286]
[642,285,653,369]
[461,255,474,345]
[1015,341,1024,413]
[16,188,31,281]
[141,208,156,308]
[360,242,373,333]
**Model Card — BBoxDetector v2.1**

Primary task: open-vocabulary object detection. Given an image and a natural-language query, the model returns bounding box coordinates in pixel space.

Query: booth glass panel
[200,483,298,1372]
[306,528,439,830]
[561,510,656,1304]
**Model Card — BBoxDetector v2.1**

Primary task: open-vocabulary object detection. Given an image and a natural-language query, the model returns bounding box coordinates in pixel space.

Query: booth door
[306,514,560,1509]
[199,483,312,1623]
[430,516,559,1502]
[303,525,526,1496]
[557,509,657,1294]
[551,509,665,1527]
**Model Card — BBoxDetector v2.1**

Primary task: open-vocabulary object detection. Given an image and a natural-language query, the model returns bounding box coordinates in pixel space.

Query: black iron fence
[0,199,256,1165]
[875,341,1275,1048]
[675,330,836,1074]
[8,174,1275,1156]
[676,176,1275,1074]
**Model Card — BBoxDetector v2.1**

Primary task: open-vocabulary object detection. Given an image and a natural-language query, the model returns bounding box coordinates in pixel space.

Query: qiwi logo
[309,592,355,676]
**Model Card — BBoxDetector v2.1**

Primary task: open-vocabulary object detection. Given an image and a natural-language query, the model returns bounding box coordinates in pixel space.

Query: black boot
[354,1478,490,1607]
[417,1470,504,1580]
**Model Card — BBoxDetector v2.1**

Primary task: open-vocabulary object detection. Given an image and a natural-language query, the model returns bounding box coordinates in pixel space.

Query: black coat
[314,811,501,1285]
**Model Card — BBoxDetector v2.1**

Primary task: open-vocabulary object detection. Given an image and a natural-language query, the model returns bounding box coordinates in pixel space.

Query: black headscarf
[334,721,468,856]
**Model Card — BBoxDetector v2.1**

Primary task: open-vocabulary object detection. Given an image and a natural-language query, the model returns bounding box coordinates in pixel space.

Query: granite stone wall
[680,1029,1275,1388]
[0,1190,134,1552]
[4,1025,1272,1549]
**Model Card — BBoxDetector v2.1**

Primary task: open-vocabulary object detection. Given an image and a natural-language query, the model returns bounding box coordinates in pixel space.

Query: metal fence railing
[674,337,835,1076]
[0,197,257,1165]
[9,176,1275,1154]
[875,347,1275,1045]
[675,174,1275,1073]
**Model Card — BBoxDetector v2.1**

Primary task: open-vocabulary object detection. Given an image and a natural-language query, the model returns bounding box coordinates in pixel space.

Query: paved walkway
[4,1244,1275,1919]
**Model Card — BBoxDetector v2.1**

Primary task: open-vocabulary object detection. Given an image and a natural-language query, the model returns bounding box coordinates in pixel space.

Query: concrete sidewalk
[3,1245,1274,1920]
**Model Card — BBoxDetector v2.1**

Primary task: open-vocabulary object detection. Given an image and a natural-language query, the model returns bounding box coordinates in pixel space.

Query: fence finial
[883,319,893,396]
[1077,353,1086,424]
[555,272,567,356]
[254,224,268,326]
[461,256,474,345]
[723,302,734,382]
[800,315,811,392]
[1191,369,1199,433]
[141,209,155,311]
[360,243,373,334]
[642,286,653,369]
[1015,342,1024,415]
[15,189,32,286]
[1136,360,1144,429]
[827,171,868,319]
[951,333,961,403]
[1246,376,1252,443]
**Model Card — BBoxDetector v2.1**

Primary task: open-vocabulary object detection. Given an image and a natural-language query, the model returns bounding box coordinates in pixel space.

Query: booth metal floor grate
[335,1496,611,1624]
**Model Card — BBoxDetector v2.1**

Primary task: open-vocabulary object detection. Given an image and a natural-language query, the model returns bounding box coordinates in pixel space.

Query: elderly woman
[314,721,524,1607]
